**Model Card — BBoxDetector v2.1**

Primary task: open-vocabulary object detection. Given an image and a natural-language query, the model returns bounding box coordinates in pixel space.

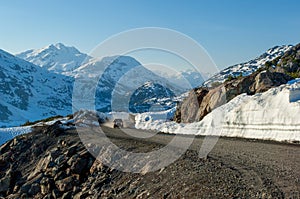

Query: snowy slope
[16,43,89,73]
[152,69,205,89]
[0,126,32,145]
[2,47,182,127]
[0,49,73,127]
[203,45,293,87]
[136,79,300,142]
[0,116,74,145]
[72,56,185,112]
[129,81,176,113]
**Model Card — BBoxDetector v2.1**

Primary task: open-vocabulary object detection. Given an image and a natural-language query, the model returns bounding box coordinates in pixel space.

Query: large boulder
[173,88,209,123]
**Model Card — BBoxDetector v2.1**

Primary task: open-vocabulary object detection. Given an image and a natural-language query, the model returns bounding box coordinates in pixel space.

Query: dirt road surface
[1,124,299,198]
[78,126,300,198]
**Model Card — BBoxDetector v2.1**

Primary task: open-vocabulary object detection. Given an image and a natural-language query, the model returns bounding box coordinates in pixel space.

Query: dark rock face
[276,43,300,74]
[175,70,292,123]
[129,82,176,113]
[0,104,12,122]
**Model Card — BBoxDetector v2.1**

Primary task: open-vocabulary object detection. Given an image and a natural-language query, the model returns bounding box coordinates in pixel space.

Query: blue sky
[0,0,300,68]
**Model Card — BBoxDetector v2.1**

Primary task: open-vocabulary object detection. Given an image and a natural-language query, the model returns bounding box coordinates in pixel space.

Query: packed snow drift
[135,80,300,142]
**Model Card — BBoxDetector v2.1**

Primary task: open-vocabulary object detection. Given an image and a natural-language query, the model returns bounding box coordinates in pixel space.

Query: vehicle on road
[113,119,123,128]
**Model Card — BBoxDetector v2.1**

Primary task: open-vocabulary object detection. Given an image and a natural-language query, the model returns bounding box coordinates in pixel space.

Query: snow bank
[0,126,32,145]
[136,81,300,142]
[135,107,176,123]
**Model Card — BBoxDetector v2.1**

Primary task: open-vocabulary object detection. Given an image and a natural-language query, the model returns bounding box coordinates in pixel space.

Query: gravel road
[78,126,300,198]
[1,124,299,198]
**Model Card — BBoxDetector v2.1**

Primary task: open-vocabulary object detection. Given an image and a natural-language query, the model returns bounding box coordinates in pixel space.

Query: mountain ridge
[1,49,184,126]
[203,45,293,87]
[16,43,90,74]
[2,42,299,127]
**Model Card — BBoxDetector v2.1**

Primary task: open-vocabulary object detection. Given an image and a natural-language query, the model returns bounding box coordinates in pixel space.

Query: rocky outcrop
[275,43,300,75]
[174,88,209,123]
[0,125,95,198]
[175,70,292,123]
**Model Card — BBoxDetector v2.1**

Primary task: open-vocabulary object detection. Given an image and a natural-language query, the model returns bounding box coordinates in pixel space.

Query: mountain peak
[42,43,80,54]
[54,42,66,49]
[16,43,89,73]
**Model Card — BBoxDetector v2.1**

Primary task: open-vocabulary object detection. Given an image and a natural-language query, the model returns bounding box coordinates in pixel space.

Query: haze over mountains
[152,69,205,89]
[0,43,298,127]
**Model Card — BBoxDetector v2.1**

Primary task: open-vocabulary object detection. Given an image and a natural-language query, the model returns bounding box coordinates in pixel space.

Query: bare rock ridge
[175,44,300,123]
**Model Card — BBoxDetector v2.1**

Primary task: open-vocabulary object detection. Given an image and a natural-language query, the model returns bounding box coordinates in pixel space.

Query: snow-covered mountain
[72,56,184,113]
[152,69,205,89]
[0,49,73,127]
[16,43,89,73]
[129,81,176,113]
[17,42,206,90]
[1,44,184,127]
[8,42,296,129]
[203,45,293,87]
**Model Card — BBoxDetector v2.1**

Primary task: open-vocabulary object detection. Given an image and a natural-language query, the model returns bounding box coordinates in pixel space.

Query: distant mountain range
[16,43,206,88]
[0,43,297,127]
[16,43,202,111]
[0,44,186,126]
[152,69,205,89]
